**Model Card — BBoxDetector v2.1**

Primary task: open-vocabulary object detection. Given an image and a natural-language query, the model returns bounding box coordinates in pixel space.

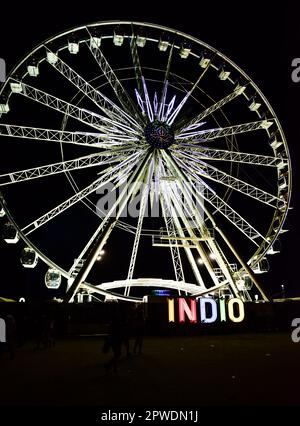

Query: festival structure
[0,21,291,303]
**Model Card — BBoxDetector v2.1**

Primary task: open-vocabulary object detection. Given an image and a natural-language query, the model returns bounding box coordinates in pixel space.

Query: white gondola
[158,35,169,51]
[20,247,38,268]
[45,268,61,289]
[77,292,84,303]
[279,174,287,190]
[199,51,211,68]
[27,58,39,77]
[76,292,92,303]
[113,27,124,46]
[46,50,58,65]
[237,275,252,290]
[248,97,261,111]
[252,257,270,274]
[2,222,19,244]
[0,207,5,217]
[10,81,23,93]
[179,42,191,59]
[234,78,246,94]
[276,150,287,170]
[218,67,231,80]
[90,29,101,49]
[136,31,147,48]
[269,132,283,150]
[68,36,79,54]
[0,96,9,113]
[277,197,286,212]
[267,239,281,255]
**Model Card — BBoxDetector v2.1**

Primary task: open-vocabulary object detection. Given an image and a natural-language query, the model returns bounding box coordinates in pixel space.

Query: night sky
[0,1,298,300]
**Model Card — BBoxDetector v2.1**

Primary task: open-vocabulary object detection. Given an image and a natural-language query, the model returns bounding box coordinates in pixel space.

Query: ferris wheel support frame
[162,150,270,301]
[64,149,152,302]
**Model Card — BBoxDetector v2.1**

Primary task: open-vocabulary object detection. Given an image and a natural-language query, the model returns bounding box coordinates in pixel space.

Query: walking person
[133,303,146,355]
[103,303,122,372]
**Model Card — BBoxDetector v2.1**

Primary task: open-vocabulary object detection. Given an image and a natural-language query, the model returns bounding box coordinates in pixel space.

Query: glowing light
[209,253,217,260]
[199,298,217,323]
[227,298,245,323]
[178,298,197,323]
[197,258,204,265]
[100,250,105,255]
[168,298,175,323]
[219,298,227,321]
[166,297,245,324]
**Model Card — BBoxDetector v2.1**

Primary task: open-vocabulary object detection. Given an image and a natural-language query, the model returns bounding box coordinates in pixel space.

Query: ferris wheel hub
[144,120,175,149]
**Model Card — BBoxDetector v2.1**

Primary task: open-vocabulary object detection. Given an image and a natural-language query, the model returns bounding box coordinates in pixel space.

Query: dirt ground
[0,332,300,408]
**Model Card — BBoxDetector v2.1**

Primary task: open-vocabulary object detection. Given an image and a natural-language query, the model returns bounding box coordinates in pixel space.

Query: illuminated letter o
[228,298,245,323]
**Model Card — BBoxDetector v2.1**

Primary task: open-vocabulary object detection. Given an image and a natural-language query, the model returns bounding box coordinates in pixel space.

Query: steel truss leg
[163,150,270,301]
[125,182,150,296]
[160,191,185,294]
[64,150,153,302]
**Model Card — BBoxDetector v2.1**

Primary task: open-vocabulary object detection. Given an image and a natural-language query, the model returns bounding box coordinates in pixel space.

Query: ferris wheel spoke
[173,146,280,167]
[159,192,186,286]
[125,181,150,296]
[162,151,247,298]
[85,34,143,125]
[0,123,138,147]
[10,80,139,138]
[45,47,142,132]
[176,120,274,142]
[157,44,175,121]
[68,151,153,278]
[166,67,209,126]
[130,36,144,98]
[21,152,143,235]
[176,163,265,244]
[165,179,221,288]
[178,84,249,132]
[65,150,153,301]
[160,190,205,289]
[0,149,136,186]
[174,154,280,208]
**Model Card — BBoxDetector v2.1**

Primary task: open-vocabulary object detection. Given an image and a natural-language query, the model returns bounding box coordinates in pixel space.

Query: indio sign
[167,297,245,324]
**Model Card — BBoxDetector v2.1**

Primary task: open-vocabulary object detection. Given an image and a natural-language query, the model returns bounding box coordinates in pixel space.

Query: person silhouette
[133,304,146,355]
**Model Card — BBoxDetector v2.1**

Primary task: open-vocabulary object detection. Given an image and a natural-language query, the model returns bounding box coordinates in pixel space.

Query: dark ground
[0,332,299,407]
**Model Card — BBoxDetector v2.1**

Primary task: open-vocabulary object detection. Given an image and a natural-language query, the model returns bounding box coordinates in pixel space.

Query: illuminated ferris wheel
[0,21,291,302]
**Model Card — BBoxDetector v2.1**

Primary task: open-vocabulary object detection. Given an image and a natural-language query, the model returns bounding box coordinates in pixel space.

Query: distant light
[152,289,170,296]
[97,255,102,261]
[197,258,204,264]
[255,295,259,302]
[209,253,217,260]
[100,249,105,255]
[19,297,26,303]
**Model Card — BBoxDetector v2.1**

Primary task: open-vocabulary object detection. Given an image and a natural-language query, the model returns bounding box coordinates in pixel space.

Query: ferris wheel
[0,21,291,303]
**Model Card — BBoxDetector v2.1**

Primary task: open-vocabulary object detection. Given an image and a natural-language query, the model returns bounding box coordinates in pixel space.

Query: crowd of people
[103,302,146,372]
[0,301,147,372]
[0,310,56,359]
